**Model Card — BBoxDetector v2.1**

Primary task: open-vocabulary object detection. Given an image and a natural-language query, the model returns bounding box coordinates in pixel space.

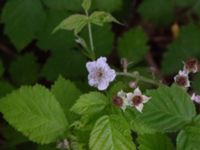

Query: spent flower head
[86,57,116,91]
[127,88,150,112]
[113,90,129,111]
[184,58,199,73]
[174,70,190,88]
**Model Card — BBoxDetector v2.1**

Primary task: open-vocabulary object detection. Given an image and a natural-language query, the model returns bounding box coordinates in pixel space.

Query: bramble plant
[1,0,200,150]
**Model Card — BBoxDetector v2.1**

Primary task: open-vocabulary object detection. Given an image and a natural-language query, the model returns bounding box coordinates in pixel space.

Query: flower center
[112,96,123,107]
[132,95,143,106]
[176,76,187,86]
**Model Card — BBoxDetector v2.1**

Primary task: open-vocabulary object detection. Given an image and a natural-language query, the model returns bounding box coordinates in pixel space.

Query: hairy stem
[85,10,95,60]
[116,72,162,86]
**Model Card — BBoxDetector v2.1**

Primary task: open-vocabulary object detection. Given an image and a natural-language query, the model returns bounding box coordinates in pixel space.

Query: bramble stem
[85,10,95,60]
[116,72,162,86]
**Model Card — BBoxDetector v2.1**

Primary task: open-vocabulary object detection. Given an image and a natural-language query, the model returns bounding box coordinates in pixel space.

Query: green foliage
[0,81,14,98]
[192,73,200,94]
[162,24,200,75]
[36,10,75,51]
[176,116,200,150]
[138,0,174,26]
[9,53,40,86]
[90,11,119,26]
[137,133,175,150]
[138,85,196,132]
[118,27,149,63]
[0,85,68,144]
[41,50,87,81]
[1,0,46,50]
[41,0,82,11]
[81,24,114,57]
[89,115,136,150]
[51,76,82,122]
[0,60,4,78]
[92,0,123,12]
[71,92,108,116]
[54,14,89,35]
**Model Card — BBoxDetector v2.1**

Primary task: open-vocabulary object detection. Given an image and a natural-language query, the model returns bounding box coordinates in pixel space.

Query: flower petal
[135,103,144,112]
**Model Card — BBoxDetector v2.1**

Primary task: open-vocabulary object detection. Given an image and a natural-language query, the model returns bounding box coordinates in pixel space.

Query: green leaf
[0,80,14,98]
[0,84,68,144]
[0,60,4,78]
[81,24,114,57]
[92,0,123,12]
[1,0,46,50]
[124,109,157,134]
[138,0,174,26]
[36,10,75,51]
[175,0,196,7]
[162,24,200,75]
[51,76,82,122]
[71,92,107,116]
[117,27,149,63]
[89,115,136,150]
[82,0,91,11]
[54,14,88,35]
[193,1,200,18]
[41,49,87,81]
[90,11,119,26]
[9,53,40,86]
[42,0,82,11]
[138,85,196,132]
[137,133,175,150]
[177,117,200,150]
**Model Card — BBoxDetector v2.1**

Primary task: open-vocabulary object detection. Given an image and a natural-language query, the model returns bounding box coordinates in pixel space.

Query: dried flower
[184,58,199,73]
[86,57,116,90]
[191,93,200,104]
[127,88,150,112]
[174,70,190,88]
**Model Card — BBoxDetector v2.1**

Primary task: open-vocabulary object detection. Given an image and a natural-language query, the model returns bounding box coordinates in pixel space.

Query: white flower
[174,70,190,88]
[86,57,116,91]
[127,88,150,112]
[191,93,200,104]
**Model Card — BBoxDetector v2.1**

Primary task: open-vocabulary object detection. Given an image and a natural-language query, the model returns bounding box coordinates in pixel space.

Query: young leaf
[0,85,68,144]
[89,115,136,150]
[137,133,175,150]
[71,92,108,116]
[1,0,46,50]
[90,11,119,26]
[51,76,82,122]
[82,0,91,11]
[138,84,196,132]
[53,14,88,35]
[117,27,149,63]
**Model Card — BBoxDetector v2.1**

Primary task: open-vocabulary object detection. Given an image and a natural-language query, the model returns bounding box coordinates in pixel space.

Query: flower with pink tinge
[86,57,116,91]
[191,93,200,104]
[174,70,190,88]
[127,88,150,112]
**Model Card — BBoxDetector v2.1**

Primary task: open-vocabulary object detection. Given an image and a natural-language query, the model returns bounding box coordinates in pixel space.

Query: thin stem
[85,10,95,60]
[116,72,162,86]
